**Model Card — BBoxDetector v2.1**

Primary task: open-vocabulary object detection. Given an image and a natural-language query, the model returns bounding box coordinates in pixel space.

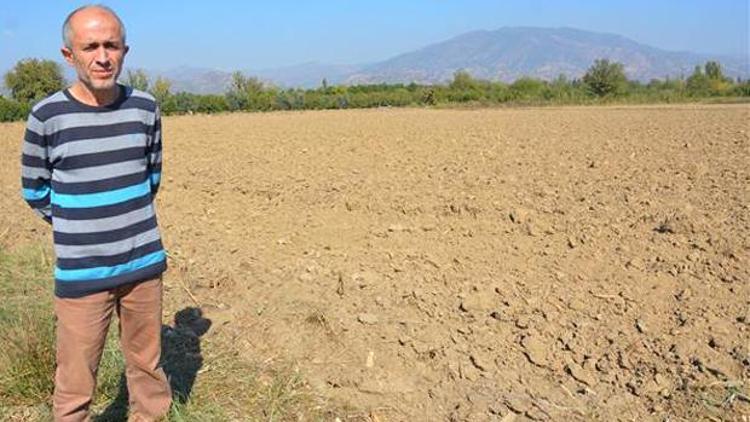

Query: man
[20,5,171,421]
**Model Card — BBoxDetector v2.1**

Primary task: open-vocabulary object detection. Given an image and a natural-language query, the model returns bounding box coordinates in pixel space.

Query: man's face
[61,8,128,93]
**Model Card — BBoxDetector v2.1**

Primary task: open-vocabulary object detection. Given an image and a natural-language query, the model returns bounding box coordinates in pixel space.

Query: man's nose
[95,47,110,65]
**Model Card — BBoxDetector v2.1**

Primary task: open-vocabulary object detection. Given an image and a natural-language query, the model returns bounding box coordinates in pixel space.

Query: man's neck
[68,82,120,107]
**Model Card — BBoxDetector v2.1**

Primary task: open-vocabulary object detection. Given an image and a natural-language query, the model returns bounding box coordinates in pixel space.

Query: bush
[0,96,31,122]
[4,59,65,104]
[583,59,628,97]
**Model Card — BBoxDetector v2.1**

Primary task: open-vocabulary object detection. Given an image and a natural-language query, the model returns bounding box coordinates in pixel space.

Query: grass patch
[0,244,125,419]
[0,244,343,420]
[0,244,57,406]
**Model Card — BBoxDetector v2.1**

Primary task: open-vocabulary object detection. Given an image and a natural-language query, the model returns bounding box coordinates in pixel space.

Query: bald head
[62,4,126,49]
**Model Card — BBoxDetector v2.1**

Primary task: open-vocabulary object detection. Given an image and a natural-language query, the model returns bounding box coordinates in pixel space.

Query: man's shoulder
[29,90,69,122]
[126,87,158,109]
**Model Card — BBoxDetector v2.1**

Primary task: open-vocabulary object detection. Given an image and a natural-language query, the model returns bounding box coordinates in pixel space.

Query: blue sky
[1,0,748,72]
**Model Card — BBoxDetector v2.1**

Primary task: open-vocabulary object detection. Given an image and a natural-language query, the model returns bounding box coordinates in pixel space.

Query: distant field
[1,105,748,420]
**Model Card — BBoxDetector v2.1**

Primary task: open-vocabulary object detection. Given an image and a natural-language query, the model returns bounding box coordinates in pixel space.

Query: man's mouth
[92,69,114,78]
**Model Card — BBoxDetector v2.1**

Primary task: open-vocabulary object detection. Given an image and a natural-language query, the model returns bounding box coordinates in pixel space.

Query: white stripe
[53,204,155,234]
[23,142,46,158]
[51,133,147,159]
[52,159,145,184]
[46,108,155,132]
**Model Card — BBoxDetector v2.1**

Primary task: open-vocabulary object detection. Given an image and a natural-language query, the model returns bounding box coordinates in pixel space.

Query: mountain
[252,62,363,89]
[2,27,747,95]
[345,27,749,84]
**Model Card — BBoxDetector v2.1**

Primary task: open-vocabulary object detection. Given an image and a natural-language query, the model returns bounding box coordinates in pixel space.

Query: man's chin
[86,78,118,93]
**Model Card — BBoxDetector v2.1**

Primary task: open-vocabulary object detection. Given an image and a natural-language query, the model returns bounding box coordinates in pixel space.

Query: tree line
[2,58,748,121]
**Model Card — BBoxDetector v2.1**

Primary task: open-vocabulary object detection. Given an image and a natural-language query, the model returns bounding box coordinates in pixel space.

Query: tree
[4,58,65,103]
[150,77,172,105]
[582,59,628,97]
[704,61,725,81]
[686,65,708,94]
[125,69,149,91]
[450,70,479,91]
[225,71,268,111]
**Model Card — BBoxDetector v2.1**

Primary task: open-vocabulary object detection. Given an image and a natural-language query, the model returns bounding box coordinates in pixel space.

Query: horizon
[1,1,748,75]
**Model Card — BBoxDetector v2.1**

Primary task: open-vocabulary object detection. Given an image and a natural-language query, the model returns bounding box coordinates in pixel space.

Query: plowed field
[1,104,748,421]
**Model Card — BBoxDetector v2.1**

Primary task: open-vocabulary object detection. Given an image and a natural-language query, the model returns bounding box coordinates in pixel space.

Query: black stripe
[52,194,152,220]
[56,240,164,270]
[35,92,156,121]
[24,129,45,147]
[55,147,145,170]
[21,154,49,169]
[52,171,148,195]
[22,177,49,190]
[55,259,167,298]
[26,197,51,207]
[49,121,154,148]
[53,215,158,245]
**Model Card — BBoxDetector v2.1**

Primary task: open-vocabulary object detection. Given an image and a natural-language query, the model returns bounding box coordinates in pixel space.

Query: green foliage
[150,77,172,106]
[225,72,273,111]
[125,69,149,91]
[509,77,548,101]
[0,246,55,405]
[0,96,31,122]
[4,59,65,104]
[582,59,628,97]
[704,61,725,81]
[450,70,479,91]
[0,57,747,122]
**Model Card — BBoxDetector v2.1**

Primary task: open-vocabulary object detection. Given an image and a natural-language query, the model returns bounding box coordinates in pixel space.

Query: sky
[1,0,748,73]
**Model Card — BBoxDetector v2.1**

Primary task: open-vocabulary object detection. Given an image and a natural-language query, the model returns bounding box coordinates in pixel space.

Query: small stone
[515,316,530,329]
[357,313,379,325]
[509,208,530,224]
[521,334,549,367]
[625,257,644,270]
[636,319,647,333]
[387,224,410,232]
[504,395,530,413]
[459,293,495,316]
[675,288,691,301]
[566,362,597,386]
[470,352,492,372]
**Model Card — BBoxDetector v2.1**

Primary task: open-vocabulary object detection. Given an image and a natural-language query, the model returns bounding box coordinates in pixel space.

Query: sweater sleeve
[20,112,52,224]
[147,106,163,196]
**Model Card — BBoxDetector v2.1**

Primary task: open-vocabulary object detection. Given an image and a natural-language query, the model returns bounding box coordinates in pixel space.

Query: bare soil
[1,104,748,421]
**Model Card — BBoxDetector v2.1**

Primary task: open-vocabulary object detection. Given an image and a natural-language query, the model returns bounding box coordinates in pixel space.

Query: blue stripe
[150,172,161,186]
[52,181,151,208]
[23,185,51,200]
[55,250,166,281]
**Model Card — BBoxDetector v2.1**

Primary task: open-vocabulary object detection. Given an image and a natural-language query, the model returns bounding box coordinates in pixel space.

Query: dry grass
[0,245,338,421]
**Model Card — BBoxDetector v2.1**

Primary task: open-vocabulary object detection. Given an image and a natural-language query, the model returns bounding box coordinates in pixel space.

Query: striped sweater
[21,85,167,298]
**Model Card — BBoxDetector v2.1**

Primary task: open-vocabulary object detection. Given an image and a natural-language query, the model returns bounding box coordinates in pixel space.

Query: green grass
[0,244,340,421]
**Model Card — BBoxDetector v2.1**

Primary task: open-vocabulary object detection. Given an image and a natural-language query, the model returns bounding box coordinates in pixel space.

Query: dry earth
[1,104,748,421]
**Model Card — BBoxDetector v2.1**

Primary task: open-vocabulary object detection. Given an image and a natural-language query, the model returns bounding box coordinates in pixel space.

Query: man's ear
[61,46,74,66]
[124,45,130,57]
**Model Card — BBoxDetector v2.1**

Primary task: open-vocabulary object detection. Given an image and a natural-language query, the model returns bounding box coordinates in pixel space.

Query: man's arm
[147,106,163,196]
[21,112,52,224]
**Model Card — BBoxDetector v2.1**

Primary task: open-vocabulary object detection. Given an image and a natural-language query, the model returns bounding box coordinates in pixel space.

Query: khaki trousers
[53,277,172,422]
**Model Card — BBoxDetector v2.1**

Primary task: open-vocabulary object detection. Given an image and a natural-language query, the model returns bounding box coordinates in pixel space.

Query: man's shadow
[95,307,212,421]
